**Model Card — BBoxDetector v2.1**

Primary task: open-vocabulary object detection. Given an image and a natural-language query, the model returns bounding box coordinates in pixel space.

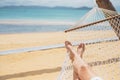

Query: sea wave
[0,19,75,26]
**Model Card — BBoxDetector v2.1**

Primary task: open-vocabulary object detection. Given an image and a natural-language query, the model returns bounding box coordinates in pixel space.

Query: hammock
[57,7,120,80]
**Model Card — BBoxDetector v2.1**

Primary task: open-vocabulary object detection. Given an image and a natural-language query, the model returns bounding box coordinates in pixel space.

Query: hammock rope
[57,7,120,80]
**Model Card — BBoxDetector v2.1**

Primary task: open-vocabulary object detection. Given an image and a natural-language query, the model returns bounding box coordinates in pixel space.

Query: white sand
[0,31,120,80]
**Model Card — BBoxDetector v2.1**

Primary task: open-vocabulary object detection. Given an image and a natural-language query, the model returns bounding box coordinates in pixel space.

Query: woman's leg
[65,41,80,80]
[65,41,96,80]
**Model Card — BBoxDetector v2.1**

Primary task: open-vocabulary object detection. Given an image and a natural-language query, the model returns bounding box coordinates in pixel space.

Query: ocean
[0,6,90,34]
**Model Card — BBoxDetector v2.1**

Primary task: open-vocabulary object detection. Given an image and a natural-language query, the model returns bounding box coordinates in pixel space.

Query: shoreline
[0,19,75,25]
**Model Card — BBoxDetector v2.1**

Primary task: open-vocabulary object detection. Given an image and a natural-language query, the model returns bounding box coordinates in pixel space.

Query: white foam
[0,19,75,25]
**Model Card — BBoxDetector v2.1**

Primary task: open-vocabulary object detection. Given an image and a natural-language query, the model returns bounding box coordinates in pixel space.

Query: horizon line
[0,5,93,8]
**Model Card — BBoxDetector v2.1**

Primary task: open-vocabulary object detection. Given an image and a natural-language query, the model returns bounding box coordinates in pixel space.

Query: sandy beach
[0,0,119,80]
[0,31,120,80]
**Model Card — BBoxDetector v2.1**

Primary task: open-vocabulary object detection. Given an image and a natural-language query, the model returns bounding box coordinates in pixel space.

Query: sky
[0,0,119,8]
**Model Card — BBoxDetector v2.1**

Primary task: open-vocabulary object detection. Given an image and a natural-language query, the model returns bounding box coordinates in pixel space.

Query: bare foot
[65,41,72,51]
[65,41,75,62]
[77,43,85,58]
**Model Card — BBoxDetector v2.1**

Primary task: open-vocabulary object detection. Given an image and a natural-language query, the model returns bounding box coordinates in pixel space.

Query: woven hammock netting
[57,6,120,80]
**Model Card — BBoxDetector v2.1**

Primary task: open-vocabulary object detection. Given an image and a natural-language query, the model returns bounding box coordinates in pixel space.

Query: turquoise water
[0,24,71,34]
[0,6,90,34]
[0,6,90,21]
[0,6,119,34]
